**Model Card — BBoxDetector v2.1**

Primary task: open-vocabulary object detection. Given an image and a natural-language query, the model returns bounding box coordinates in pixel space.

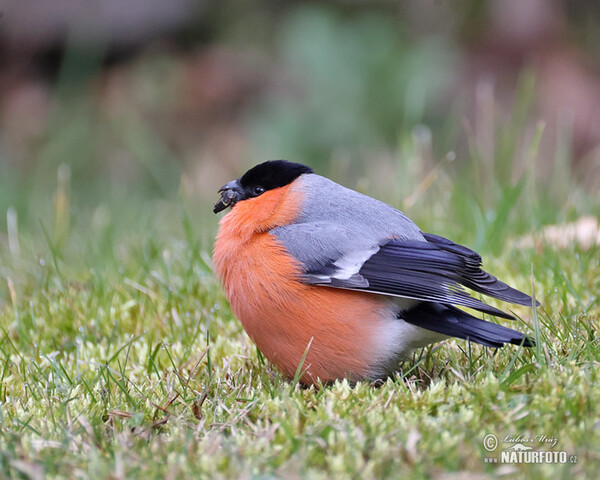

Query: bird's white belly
[368,299,448,380]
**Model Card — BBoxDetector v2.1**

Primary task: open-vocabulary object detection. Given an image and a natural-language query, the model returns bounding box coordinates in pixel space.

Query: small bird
[213,160,535,385]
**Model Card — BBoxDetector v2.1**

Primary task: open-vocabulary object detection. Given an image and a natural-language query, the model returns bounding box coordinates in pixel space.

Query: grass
[1,44,599,478]
[0,155,598,480]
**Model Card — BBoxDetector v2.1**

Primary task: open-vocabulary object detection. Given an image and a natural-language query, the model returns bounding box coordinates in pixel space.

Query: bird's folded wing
[283,229,536,320]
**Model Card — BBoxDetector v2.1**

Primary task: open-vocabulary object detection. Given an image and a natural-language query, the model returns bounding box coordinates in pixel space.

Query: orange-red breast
[213,160,535,385]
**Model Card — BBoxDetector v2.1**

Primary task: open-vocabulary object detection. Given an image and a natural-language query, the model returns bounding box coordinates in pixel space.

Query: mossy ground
[0,170,598,479]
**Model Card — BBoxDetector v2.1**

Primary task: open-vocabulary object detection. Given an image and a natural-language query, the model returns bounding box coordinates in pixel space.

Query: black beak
[213,180,242,213]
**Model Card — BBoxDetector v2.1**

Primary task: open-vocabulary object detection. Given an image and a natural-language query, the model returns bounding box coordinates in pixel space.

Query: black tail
[403,302,535,348]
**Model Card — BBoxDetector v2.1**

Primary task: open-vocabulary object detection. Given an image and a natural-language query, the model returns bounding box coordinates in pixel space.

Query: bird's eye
[253,186,265,195]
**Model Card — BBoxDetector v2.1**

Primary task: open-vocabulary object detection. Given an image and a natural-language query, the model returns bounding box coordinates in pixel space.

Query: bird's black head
[213,160,313,213]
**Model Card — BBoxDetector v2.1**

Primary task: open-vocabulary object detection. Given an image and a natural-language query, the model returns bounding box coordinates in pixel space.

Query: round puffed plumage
[213,160,535,386]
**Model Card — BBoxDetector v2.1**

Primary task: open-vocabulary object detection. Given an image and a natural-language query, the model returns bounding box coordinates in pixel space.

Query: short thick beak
[213,180,242,213]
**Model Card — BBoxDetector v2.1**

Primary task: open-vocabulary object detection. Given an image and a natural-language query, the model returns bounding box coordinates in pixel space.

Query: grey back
[270,174,424,272]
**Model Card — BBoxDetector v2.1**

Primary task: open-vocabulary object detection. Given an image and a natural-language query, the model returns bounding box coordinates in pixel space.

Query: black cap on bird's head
[213,160,313,213]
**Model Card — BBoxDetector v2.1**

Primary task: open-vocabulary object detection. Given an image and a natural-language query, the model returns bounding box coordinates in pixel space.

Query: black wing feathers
[422,233,535,307]
[357,242,517,319]
[305,233,537,319]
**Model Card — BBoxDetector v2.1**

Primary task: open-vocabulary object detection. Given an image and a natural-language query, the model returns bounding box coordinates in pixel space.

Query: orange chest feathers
[213,183,303,321]
[212,183,385,384]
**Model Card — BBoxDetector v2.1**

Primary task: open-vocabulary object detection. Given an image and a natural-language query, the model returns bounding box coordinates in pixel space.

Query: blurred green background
[1,0,599,285]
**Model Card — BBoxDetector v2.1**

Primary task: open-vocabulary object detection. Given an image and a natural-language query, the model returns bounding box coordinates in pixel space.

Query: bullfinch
[213,160,536,385]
